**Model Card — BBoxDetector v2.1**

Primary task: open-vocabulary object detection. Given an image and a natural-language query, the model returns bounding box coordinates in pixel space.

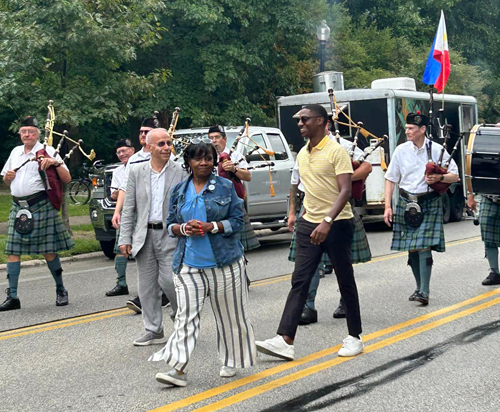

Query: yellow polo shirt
[297,136,353,223]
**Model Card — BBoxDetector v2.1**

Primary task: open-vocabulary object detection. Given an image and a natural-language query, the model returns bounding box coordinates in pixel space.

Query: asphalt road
[1,218,499,412]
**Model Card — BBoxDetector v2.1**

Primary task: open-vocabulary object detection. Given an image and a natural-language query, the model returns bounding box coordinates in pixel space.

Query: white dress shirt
[1,142,68,198]
[222,146,249,169]
[148,160,169,223]
[385,138,458,194]
[291,134,362,191]
[110,164,127,195]
[120,148,151,191]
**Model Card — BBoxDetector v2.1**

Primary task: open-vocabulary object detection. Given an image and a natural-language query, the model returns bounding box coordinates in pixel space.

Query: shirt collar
[21,142,42,156]
[308,135,330,152]
[410,137,429,153]
[149,159,170,175]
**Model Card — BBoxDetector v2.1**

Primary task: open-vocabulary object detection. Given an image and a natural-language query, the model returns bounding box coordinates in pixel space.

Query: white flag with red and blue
[422,10,450,93]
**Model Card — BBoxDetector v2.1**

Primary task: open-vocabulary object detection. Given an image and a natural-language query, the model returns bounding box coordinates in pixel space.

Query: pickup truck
[89,126,295,258]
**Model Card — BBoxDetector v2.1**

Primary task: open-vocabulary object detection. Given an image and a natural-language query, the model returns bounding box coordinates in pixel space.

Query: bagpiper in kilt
[105,138,135,297]
[468,194,500,285]
[0,116,74,311]
[384,112,459,306]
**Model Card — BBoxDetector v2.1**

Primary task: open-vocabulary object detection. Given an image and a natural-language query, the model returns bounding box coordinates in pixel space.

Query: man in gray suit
[119,128,187,346]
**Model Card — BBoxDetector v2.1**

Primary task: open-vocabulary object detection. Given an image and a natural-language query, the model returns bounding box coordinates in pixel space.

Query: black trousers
[277,217,362,340]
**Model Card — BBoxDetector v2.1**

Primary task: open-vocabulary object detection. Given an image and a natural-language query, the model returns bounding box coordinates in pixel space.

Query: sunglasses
[153,140,173,148]
[296,116,322,124]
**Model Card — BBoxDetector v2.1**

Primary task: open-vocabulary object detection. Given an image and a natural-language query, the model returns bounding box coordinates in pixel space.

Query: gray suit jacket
[118,160,188,258]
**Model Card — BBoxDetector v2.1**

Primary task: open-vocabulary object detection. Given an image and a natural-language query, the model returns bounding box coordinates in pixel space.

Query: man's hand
[467,194,477,212]
[40,157,60,171]
[384,207,393,227]
[221,159,236,173]
[310,221,331,245]
[111,212,121,229]
[425,173,444,185]
[3,170,16,183]
[287,213,296,232]
[119,244,131,258]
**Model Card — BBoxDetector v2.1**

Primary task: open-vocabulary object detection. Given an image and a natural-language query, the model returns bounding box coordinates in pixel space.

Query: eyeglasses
[19,130,38,136]
[116,148,131,156]
[191,137,212,144]
[296,116,322,124]
[153,140,172,148]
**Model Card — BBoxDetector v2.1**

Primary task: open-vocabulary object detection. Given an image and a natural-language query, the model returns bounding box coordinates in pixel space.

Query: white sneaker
[338,335,364,357]
[220,366,236,378]
[256,335,294,360]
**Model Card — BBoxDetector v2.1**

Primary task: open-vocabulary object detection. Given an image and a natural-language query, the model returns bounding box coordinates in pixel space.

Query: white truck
[277,75,478,222]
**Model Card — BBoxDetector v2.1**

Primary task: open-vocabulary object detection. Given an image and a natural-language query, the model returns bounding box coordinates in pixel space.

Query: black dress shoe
[106,284,129,297]
[56,289,69,306]
[0,296,21,311]
[482,272,500,286]
[409,290,419,301]
[161,292,169,308]
[415,292,429,306]
[127,296,142,314]
[333,298,346,319]
[299,306,318,325]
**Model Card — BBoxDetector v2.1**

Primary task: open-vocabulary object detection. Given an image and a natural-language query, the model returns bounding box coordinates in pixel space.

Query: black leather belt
[147,222,163,230]
[13,192,48,208]
[399,189,440,203]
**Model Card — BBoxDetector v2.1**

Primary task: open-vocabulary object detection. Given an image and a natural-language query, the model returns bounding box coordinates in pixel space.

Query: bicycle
[68,160,104,205]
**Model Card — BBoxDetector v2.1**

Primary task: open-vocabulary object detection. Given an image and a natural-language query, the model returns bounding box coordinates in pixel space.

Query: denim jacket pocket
[211,196,231,220]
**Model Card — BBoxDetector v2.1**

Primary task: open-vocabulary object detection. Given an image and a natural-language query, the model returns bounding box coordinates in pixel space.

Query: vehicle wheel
[449,190,465,222]
[69,180,91,205]
[100,240,116,259]
[442,192,451,224]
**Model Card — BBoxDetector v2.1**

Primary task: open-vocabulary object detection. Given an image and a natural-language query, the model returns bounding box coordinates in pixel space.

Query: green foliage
[0,0,165,126]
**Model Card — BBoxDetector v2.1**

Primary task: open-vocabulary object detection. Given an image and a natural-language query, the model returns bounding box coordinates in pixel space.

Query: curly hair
[182,142,218,174]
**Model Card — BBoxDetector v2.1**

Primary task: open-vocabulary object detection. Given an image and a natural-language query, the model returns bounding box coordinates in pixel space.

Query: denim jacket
[167,174,245,273]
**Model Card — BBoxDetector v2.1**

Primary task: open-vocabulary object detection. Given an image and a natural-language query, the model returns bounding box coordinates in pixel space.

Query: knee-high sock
[6,261,21,298]
[46,256,64,291]
[114,255,128,286]
[305,266,322,310]
[485,247,499,274]
[408,251,420,290]
[419,250,433,295]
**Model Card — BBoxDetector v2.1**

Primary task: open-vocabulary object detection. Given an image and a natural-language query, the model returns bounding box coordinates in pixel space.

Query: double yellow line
[150,286,500,412]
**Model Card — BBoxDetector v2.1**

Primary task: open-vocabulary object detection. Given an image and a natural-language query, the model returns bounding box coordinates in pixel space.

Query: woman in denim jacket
[150,140,256,388]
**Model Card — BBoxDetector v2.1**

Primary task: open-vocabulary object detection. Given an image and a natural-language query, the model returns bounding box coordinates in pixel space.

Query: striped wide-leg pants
[150,257,256,372]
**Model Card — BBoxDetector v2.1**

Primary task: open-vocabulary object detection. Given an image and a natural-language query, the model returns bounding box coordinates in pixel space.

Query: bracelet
[440,175,444,182]
[179,223,187,236]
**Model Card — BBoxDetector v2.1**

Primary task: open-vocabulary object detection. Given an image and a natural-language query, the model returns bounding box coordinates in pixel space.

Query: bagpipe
[424,87,462,194]
[218,118,276,198]
[328,88,387,200]
[15,100,96,210]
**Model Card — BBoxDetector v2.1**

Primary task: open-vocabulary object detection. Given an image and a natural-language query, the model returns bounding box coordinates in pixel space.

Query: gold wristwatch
[324,216,333,224]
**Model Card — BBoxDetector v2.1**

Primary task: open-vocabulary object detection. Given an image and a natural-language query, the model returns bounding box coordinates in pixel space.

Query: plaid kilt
[391,195,445,252]
[288,207,371,265]
[5,199,75,256]
[479,197,500,248]
[239,211,260,251]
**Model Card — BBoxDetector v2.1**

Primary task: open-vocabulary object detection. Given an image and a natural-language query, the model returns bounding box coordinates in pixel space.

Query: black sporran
[404,202,423,228]
[14,209,34,234]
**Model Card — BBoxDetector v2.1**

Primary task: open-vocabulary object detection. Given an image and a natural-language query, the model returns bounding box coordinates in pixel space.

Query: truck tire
[442,192,451,224]
[100,240,116,259]
[449,190,465,222]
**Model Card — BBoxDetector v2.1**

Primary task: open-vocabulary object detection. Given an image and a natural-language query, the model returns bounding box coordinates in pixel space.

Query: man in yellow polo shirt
[256,104,364,359]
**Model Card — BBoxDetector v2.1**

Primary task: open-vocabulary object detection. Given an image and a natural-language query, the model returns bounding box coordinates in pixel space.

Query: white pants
[150,257,256,372]
[135,229,177,334]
